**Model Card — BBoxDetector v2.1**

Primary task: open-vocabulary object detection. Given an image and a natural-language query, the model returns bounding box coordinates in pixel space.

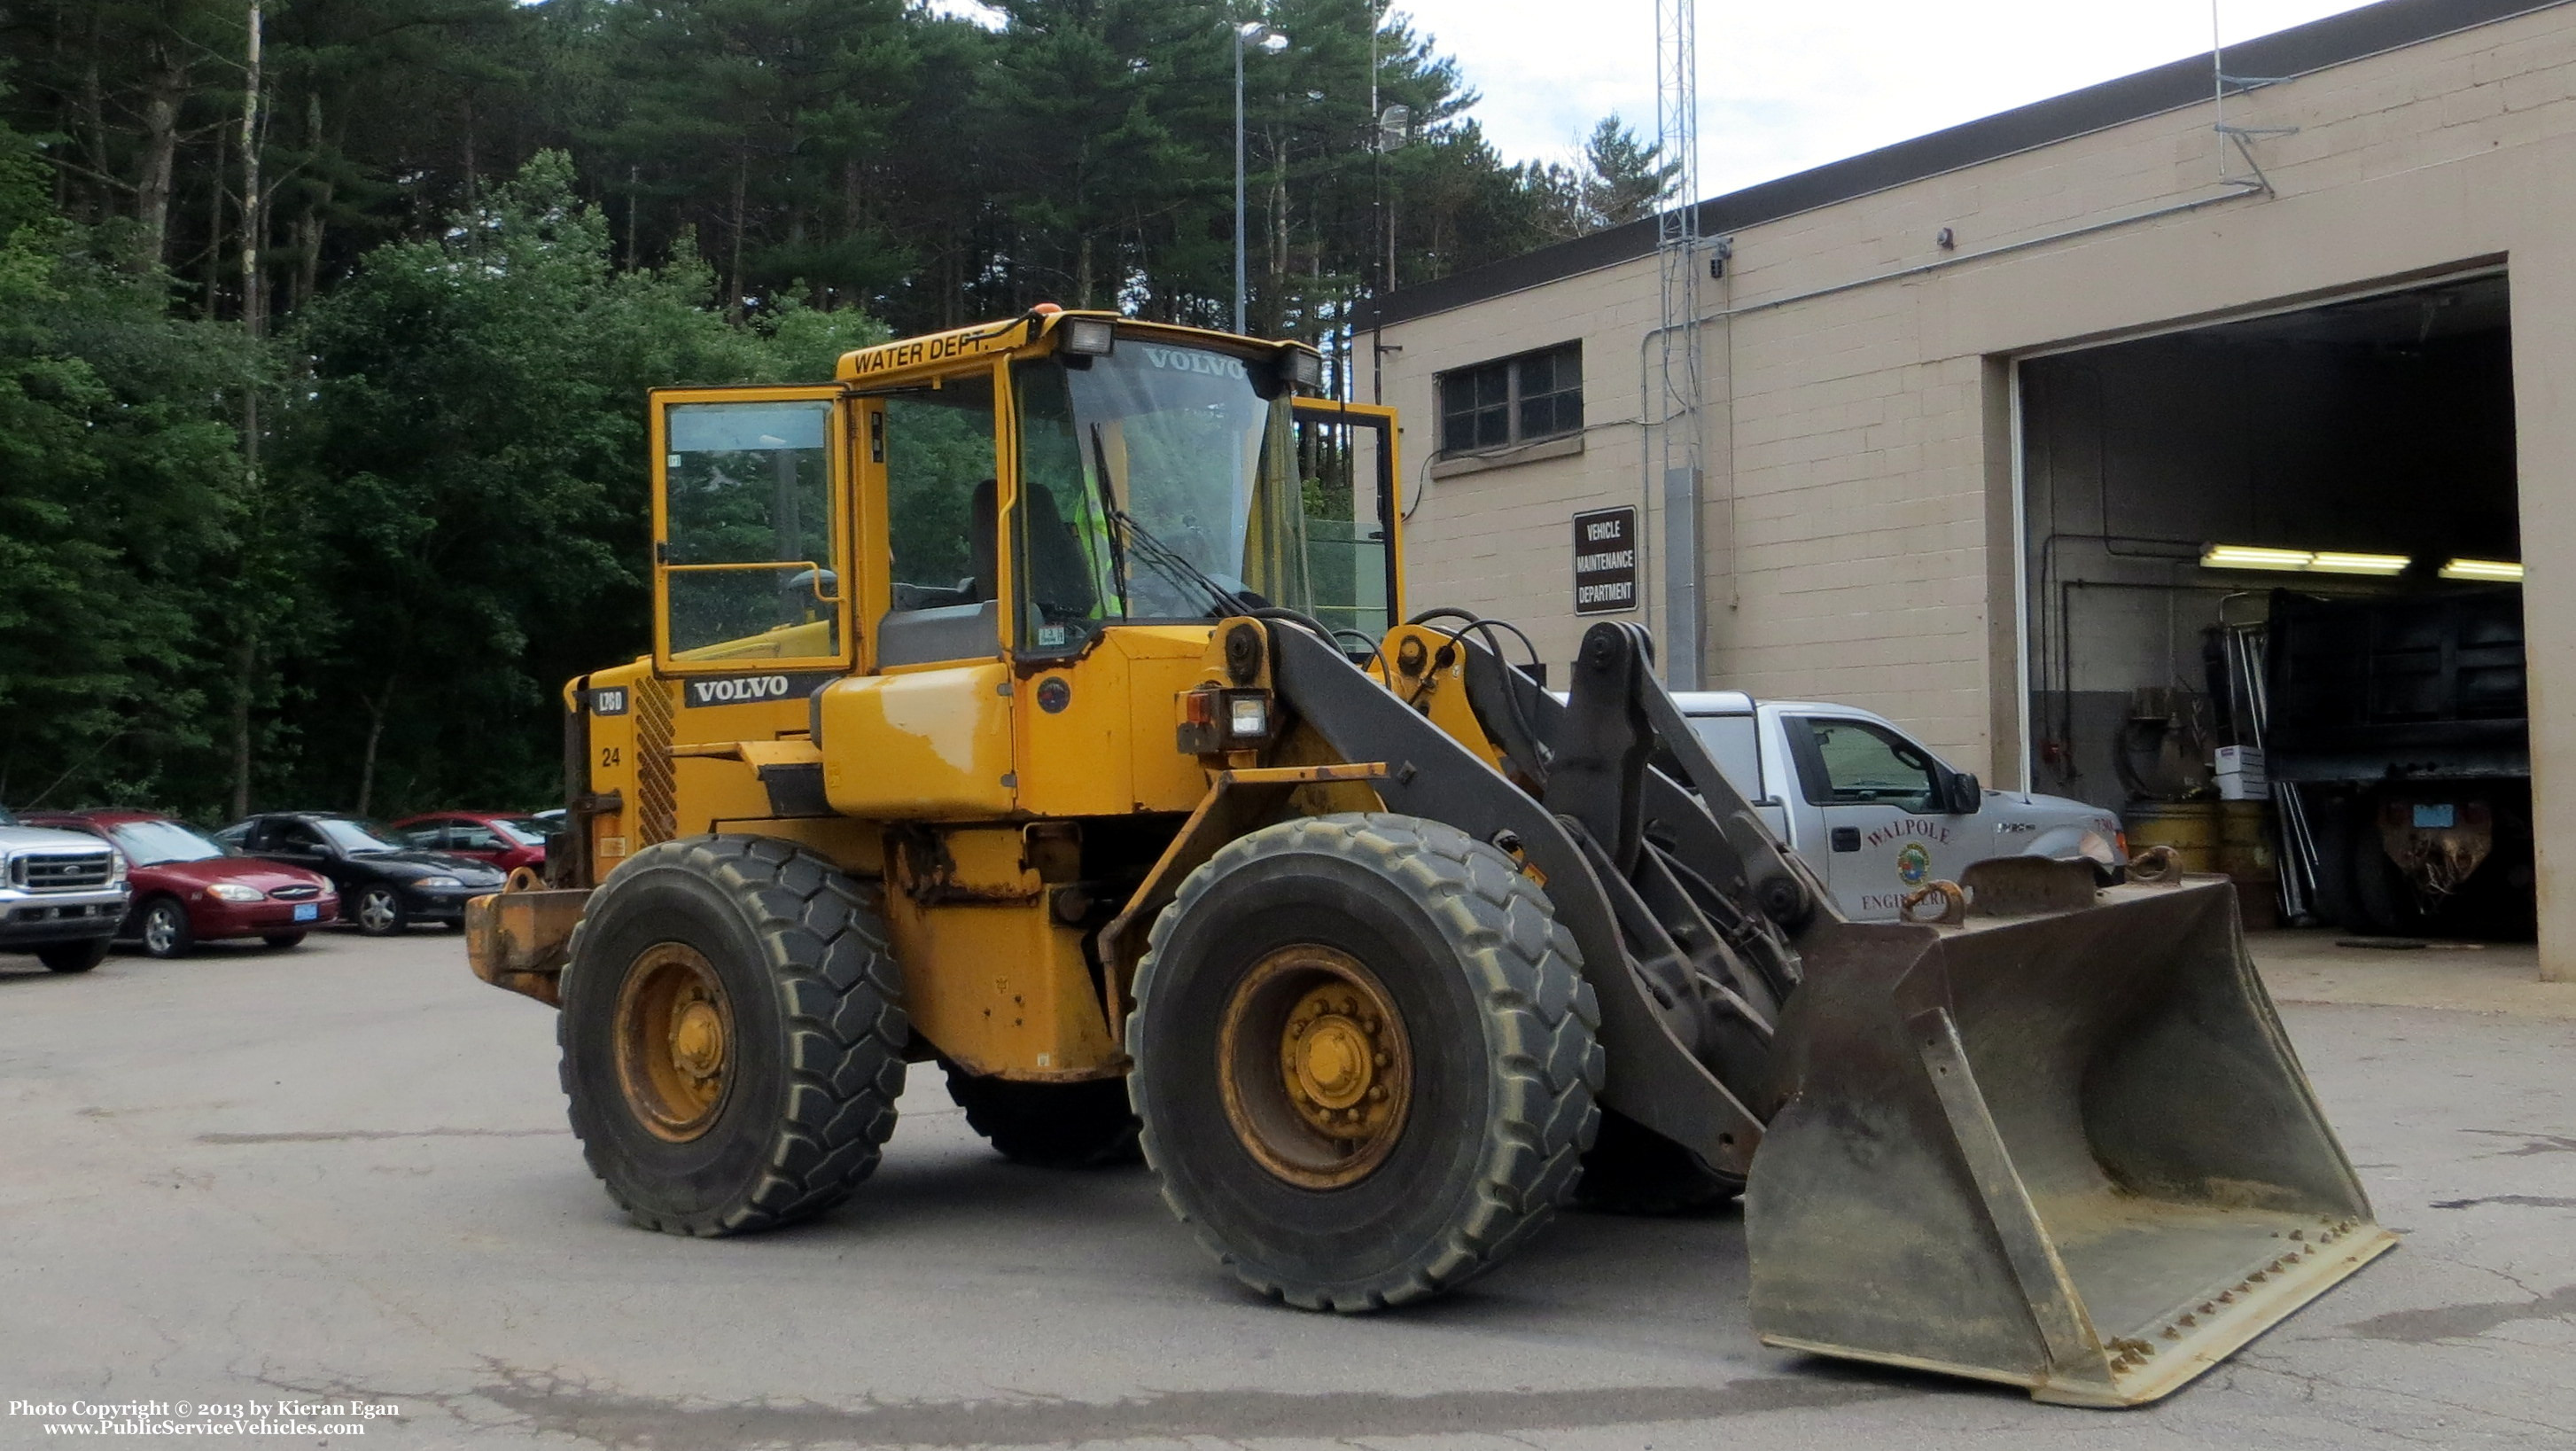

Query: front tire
[351,884,407,936]
[1129,813,1601,1311]
[559,836,907,1236]
[39,939,108,973]
[944,1063,1141,1169]
[138,898,194,959]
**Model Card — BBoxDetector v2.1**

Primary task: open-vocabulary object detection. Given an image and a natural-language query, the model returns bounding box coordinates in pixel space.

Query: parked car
[388,811,549,874]
[23,810,336,957]
[216,812,505,935]
[0,804,130,972]
[1669,692,2128,921]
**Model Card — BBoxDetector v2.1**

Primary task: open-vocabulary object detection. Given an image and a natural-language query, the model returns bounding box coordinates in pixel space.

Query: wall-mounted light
[2199,544,2410,575]
[2439,558,2524,581]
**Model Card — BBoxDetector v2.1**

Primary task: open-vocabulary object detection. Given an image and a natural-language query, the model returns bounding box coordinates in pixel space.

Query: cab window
[1790,717,1938,811]
[663,400,840,657]
[883,375,999,611]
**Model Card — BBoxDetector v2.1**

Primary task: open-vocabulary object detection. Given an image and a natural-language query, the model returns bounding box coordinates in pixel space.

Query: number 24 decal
[600,746,622,768]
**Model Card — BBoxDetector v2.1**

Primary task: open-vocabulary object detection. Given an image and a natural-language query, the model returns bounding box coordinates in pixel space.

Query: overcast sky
[1398,1,2381,193]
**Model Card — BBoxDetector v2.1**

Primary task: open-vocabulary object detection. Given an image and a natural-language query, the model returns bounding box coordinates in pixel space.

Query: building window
[1439,342,1582,456]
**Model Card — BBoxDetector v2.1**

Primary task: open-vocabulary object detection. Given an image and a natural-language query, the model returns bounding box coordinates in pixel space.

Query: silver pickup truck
[1671,692,2127,921]
[0,805,130,972]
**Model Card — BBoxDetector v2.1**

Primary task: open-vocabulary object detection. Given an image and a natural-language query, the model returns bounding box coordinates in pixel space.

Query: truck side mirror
[1946,771,1983,815]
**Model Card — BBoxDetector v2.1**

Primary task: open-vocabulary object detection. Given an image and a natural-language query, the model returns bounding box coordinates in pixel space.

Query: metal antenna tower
[1654,0,1705,688]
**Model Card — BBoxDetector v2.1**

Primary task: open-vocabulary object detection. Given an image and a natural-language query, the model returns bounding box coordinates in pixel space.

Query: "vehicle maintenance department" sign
[1572,507,1638,614]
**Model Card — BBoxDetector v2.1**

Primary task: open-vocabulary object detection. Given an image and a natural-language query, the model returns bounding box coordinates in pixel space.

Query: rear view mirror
[1946,771,1983,815]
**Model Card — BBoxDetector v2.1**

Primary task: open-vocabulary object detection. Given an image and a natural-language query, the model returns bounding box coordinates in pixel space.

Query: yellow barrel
[2124,800,2220,874]
[2217,800,2276,882]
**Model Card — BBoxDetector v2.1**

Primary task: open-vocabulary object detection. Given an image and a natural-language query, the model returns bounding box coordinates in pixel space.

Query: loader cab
[644,313,1397,684]
[637,313,1398,832]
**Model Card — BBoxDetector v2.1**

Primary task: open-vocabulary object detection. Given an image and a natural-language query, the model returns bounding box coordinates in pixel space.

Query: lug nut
[1374,1051,1389,1067]
[1367,1085,1387,1102]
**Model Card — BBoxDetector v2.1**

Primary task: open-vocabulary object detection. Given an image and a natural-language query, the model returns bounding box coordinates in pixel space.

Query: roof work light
[1061,316,1116,356]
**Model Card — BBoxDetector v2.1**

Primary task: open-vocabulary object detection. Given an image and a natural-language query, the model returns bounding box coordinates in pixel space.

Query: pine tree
[1578,113,1679,230]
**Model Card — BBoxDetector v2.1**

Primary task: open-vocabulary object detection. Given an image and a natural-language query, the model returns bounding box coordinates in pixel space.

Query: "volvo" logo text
[683,672,833,708]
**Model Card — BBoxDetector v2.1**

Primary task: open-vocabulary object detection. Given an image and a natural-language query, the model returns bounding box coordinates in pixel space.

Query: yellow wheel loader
[466,308,2393,1406]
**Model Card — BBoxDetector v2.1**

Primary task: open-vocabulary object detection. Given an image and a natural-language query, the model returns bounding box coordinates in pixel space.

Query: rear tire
[1571,1109,1739,1216]
[38,939,108,973]
[138,898,194,959]
[944,1064,1142,1168]
[559,836,907,1236]
[1129,813,1602,1311]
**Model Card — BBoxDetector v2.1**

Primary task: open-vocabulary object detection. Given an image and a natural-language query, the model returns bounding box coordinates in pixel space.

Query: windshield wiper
[1109,507,1252,620]
[1086,425,1133,616]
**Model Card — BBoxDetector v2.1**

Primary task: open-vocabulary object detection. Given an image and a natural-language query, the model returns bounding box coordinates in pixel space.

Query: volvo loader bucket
[1746,877,2395,1406]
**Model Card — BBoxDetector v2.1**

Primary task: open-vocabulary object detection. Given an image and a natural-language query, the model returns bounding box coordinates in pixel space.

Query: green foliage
[1580,115,1680,229]
[0,3,1637,817]
[0,117,246,808]
[283,152,849,811]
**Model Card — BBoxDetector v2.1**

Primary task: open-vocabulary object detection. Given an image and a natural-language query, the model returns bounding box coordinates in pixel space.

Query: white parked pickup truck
[0,803,130,972]
[1669,692,2127,922]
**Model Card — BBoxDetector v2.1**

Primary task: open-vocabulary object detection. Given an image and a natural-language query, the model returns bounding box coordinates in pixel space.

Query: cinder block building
[1358,0,2576,974]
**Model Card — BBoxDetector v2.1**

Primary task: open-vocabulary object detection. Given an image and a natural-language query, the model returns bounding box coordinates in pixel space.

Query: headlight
[416,875,462,889]
[206,883,264,903]
[1228,694,1270,739]
[109,851,129,885]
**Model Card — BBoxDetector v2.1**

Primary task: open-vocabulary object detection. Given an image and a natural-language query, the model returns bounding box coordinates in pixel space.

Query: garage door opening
[2020,272,2528,938]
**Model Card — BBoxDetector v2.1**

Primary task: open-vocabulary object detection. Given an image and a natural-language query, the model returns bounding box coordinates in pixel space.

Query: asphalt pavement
[3,926,2572,1450]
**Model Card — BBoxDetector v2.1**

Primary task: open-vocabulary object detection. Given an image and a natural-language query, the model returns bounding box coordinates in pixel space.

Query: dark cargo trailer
[2265,587,2533,937]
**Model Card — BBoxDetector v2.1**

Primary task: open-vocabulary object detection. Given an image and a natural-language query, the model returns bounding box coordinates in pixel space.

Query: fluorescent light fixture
[2307,551,2410,576]
[2201,544,2317,572]
[2440,557,2525,581]
[2200,543,2412,575]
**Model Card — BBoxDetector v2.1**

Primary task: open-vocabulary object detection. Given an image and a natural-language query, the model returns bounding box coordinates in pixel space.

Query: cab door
[814,364,1018,819]
[651,386,855,682]
[1289,399,1403,636]
[1782,714,1981,919]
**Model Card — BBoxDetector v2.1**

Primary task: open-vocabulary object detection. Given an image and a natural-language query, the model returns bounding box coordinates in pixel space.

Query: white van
[1669,692,2127,921]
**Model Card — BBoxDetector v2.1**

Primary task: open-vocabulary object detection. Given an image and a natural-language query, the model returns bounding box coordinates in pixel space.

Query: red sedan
[24,810,338,958]
[388,811,550,874]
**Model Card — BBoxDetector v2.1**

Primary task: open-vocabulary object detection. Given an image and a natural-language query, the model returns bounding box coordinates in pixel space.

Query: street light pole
[1234,27,1247,335]
[1234,21,1287,337]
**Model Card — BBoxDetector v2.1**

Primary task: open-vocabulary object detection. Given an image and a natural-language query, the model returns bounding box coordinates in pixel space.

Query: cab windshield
[1014,344,1309,648]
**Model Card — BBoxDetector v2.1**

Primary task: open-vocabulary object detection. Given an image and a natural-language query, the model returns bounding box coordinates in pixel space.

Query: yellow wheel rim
[613,943,734,1142]
[1217,945,1413,1189]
